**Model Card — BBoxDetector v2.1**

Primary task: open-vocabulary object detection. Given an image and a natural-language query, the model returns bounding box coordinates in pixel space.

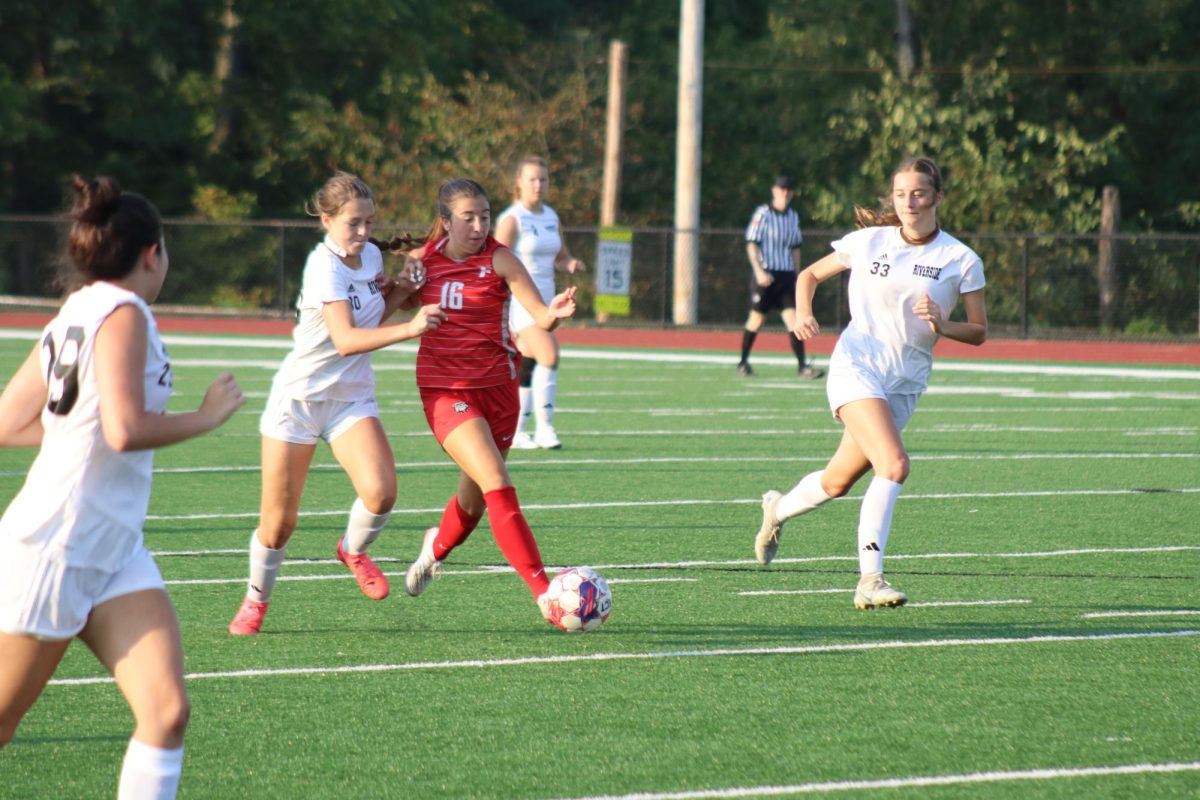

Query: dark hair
[58,175,163,292]
[853,157,944,229]
[424,178,490,244]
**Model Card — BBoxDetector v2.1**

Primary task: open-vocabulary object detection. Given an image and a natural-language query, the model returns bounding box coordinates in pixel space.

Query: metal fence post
[1021,235,1030,339]
[277,225,288,316]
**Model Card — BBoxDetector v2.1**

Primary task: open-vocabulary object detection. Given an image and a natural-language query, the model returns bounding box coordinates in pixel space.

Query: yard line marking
[736,594,1032,607]
[7,328,1199,379]
[907,599,1032,608]
[4,450,1194,479]
[165,571,698,587]
[551,760,1200,800]
[154,545,1199,569]
[140,489,1200,522]
[46,629,1200,686]
[1082,609,1200,619]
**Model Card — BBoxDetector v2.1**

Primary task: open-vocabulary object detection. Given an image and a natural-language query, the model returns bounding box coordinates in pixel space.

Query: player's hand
[755,269,774,288]
[199,372,245,428]
[566,257,586,274]
[792,314,820,341]
[548,286,577,320]
[409,303,446,336]
[396,260,426,293]
[912,293,944,333]
[374,272,397,296]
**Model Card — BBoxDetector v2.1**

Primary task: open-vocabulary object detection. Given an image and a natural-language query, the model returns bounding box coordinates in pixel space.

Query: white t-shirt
[830,226,986,394]
[0,282,171,572]
[271,240,386,402]
[498,202,561,301]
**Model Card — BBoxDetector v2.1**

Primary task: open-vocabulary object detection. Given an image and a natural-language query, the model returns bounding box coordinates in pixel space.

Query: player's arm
[792,252,847,341]
[495,248,575,331]
[914,288,988,346]
[746,242,772,287]
[0,344,47,448]
[323,297,444,356]
[95,304,245,451]
[494,215,519,248]
[378,259,426,322]
[554,241,585,274]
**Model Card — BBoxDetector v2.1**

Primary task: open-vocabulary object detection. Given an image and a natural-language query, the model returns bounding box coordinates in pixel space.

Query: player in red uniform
[398,178,576,624]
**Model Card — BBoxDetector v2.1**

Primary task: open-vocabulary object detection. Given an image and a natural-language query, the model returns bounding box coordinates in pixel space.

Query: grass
[0,331,1197,799]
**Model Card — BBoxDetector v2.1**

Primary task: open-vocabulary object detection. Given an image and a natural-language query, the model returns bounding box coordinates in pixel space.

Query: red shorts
[420,382,520,450]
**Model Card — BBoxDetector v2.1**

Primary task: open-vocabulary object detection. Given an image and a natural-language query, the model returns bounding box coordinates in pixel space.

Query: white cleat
[754,490,784,565]
[405,527,443,597]
[534,427,562,450]
[853,572,907,610]
[511,432,539,450]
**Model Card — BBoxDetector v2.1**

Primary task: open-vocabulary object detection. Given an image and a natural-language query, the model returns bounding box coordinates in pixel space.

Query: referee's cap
[774,175,796,190]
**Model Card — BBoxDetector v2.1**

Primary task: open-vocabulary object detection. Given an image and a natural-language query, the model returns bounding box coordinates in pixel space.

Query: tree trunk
[211,0,239,153]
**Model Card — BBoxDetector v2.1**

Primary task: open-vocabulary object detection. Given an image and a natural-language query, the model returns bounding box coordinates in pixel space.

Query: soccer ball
[541,567,612,633]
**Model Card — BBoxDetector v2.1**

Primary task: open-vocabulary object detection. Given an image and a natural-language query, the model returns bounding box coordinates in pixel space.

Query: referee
[736,175,825,378]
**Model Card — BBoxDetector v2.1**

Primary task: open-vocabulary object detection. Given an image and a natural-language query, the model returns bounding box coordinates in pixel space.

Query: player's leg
[0,633,71,749]
[837,398,910,609]
[755,428,871,564]
[330,415,397,600]
[229,436,316,634]
[738,307,765,375]
[442,419,550,598]
[512,346,537,449]
[520,325,563,449]
[81,588,188,799]
[406,469,486,597]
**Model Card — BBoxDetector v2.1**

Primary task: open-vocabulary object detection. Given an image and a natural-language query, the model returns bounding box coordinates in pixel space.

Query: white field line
[738,589,847,596]
[139,489,1200,522]
[46,629,1200,687]
[3,328,1197,379]
[907,599,1032,608]
[550,760,1200,800]
[1082,610,1200,619]
[2,450,1194,480]
[158,545,1197,586]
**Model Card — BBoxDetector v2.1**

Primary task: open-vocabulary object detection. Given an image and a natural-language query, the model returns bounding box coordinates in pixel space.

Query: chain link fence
[2,216,1197,339]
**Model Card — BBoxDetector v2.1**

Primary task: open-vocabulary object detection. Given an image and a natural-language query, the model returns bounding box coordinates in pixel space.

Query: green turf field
[0,331,1197,799]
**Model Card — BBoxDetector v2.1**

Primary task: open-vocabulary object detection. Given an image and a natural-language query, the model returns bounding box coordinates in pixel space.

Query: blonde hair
[512,155,548,202]
[305,171,374,219]
[853,157,944,228]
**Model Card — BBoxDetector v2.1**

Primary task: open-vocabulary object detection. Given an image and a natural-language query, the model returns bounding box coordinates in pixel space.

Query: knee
[875,453,911,484]
[360,486,396,515]
[258,516,298,548]
[135,690,188,748]
[821,476,854,499]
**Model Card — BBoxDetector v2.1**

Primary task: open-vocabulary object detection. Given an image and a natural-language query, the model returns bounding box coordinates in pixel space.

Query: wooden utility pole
[895,0,917,78]
[673,0,704,325]
[1098,185,1120,330]
[601,40,628,228]
[211,0,239,153]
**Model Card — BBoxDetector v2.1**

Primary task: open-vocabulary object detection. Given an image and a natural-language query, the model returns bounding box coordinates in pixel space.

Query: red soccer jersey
[415,236,518,389]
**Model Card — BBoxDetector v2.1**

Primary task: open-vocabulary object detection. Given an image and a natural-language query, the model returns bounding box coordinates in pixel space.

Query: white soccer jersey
[498,202,561,301]
[0,282,172,573]
[830,226,985,394]
[271,240,386,402]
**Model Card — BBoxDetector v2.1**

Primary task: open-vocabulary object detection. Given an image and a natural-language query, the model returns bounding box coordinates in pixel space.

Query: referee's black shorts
[749,270,797,314]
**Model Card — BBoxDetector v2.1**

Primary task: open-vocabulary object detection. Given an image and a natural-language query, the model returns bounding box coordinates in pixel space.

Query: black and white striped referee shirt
[744,205,802,272]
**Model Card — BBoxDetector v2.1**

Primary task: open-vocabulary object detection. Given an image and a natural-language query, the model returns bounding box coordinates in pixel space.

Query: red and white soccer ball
[542,567,612,633]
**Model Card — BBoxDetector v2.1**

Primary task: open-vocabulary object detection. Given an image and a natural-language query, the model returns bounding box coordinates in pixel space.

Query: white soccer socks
[775,470,833,521]
[342,497,391,555]
[117,738,183,800]
[246,530,287,604]
[857,476,903,576]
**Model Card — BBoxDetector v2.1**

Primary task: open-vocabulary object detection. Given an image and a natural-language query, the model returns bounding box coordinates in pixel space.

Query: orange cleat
[228,598,269,636]
[336,538,391,600]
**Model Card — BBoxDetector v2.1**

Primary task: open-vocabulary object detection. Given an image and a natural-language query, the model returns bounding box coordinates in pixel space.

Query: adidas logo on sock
[862,542,880,551]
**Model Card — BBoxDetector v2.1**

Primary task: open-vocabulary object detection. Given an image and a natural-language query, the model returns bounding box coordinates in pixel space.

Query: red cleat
[228,598,269,636]
[336,538,391,600]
